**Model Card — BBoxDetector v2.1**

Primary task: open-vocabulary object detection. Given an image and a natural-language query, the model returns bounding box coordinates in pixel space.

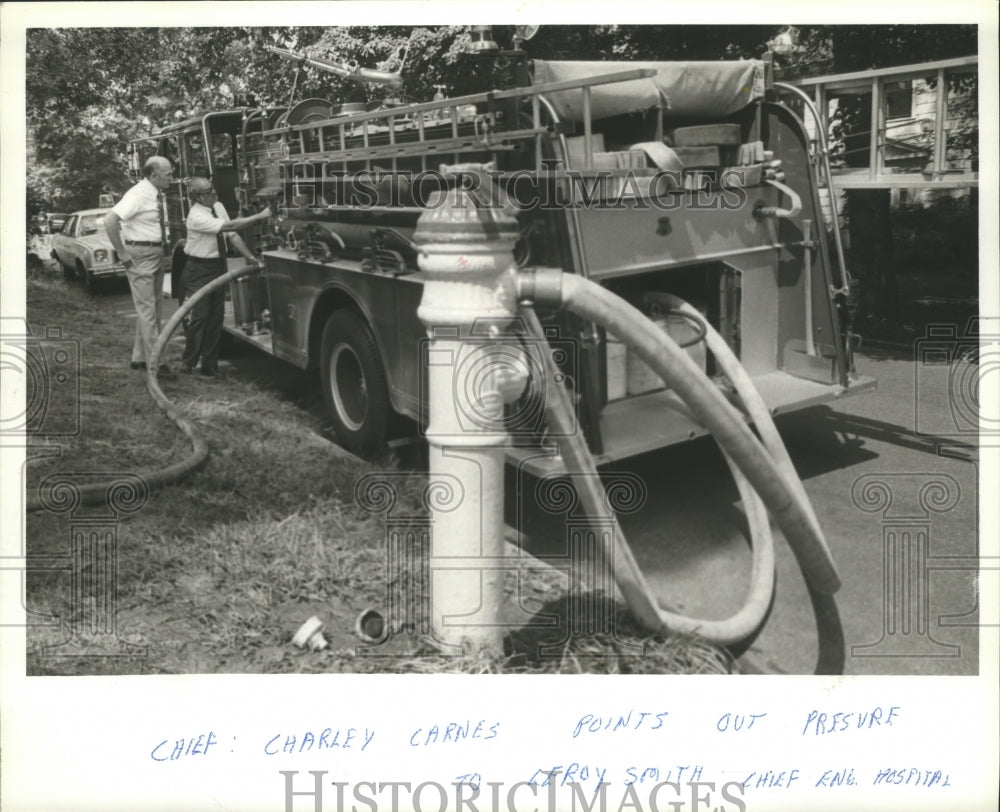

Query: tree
[827,25,977,72]
[25,23,978,284]
[24,26,480,215]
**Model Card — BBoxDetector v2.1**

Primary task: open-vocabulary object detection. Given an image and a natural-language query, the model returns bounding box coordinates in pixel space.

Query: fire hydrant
[414,181,521,655]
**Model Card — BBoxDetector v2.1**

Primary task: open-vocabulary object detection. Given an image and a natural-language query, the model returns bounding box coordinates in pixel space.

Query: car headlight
[94,249,108,262]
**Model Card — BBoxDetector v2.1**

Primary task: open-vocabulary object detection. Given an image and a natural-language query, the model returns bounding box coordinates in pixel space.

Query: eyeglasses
[196,188,217,196]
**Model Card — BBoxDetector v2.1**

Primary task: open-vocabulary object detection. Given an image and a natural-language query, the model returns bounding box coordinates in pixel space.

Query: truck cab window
[184,131,209,177]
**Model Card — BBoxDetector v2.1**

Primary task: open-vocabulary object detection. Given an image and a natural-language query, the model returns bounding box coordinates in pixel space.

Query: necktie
[156,191,169,255]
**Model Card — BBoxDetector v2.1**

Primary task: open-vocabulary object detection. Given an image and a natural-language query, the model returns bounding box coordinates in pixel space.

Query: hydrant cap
[413,188,519,244]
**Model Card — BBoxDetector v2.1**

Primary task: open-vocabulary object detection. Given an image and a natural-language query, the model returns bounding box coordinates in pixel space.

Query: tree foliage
[773,24,977,78]
[25,24,977,216]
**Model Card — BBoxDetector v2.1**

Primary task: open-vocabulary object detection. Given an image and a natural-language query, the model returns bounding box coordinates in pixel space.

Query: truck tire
[320,309,390,457]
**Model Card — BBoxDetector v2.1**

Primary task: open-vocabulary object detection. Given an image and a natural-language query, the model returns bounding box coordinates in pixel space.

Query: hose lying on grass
[26,264,257,512]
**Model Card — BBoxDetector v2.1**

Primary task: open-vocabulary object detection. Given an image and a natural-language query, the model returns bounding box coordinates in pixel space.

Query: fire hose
[518,270,845,673]
[26,259,843,671]
[25,263,257,512]
[520,306,777,648]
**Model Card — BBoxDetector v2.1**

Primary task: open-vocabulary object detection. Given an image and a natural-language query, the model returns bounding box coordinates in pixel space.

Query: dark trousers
[181,256,226,373]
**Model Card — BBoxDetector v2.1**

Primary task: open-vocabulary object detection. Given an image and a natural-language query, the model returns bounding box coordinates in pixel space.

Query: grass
[21,257,732,676]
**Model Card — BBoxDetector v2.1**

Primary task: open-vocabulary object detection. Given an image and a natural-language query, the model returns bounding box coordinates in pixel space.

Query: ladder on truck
[246,68,660,201]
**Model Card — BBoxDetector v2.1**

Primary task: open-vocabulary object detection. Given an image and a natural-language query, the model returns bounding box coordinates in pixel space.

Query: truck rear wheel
[320,309,390,457]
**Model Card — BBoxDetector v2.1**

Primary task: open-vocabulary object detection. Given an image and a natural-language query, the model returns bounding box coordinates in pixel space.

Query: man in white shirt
[105,156,174,373]
[181,177,271,377]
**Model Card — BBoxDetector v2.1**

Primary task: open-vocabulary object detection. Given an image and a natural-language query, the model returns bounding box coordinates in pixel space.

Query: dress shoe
[130,361,147,371]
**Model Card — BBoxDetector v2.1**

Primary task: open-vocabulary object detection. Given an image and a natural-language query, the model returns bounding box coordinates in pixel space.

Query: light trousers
[124,246,168,364]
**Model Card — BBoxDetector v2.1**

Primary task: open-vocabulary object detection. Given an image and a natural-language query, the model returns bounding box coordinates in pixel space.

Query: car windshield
[79,215,106,236]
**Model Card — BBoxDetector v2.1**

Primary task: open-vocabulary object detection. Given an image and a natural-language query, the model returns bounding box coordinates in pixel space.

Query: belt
[125,240,162,246]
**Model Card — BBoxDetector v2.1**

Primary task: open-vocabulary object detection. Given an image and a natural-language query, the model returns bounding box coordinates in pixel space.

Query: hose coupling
[754,179,803,220]
[516,266,564,307]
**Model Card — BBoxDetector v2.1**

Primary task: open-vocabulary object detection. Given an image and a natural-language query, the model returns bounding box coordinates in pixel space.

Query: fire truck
[127,35,875,464]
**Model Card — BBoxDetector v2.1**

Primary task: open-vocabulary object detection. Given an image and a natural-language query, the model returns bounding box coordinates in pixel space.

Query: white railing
[780,55,978,189]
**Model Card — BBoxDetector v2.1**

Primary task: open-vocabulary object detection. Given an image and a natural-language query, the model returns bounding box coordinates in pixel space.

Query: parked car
[49,208,127,291]
[45,212,69,234]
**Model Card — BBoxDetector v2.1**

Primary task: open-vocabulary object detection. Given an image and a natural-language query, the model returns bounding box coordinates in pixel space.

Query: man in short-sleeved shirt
[105,156,173,372]
[180,177,270,377]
